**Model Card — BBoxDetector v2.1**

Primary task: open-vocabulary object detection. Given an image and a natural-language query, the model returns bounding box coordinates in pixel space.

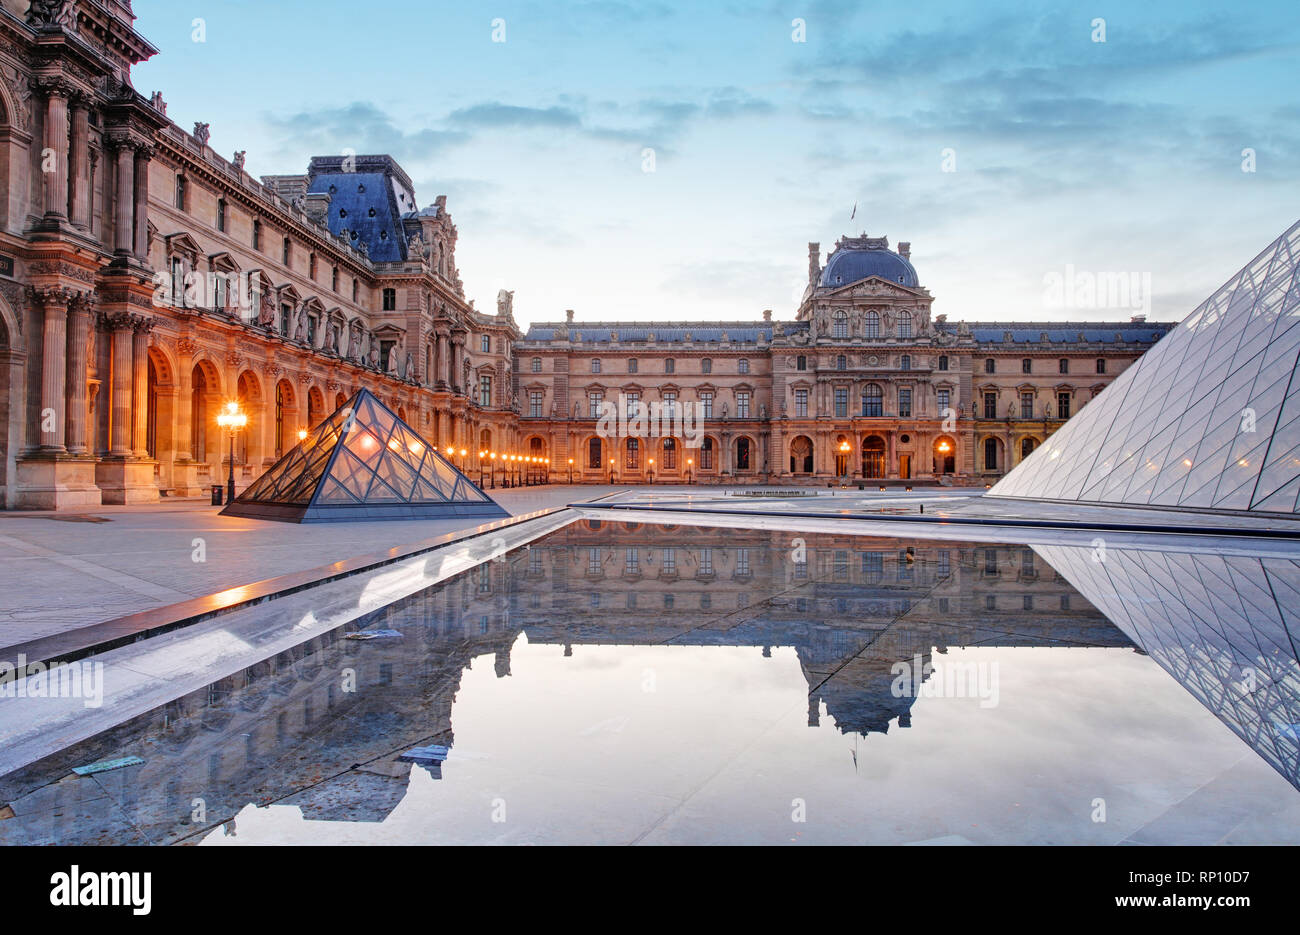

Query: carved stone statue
[28,0,77,31]
[387,349,400,378]
[497,289,514,317]
[258,288,275,329]
[327,321,339,354]
[368,337,380,369]
[404,352,413,380]
[233,150,246,171]
[149,91,167,114]
[193,122,210,147]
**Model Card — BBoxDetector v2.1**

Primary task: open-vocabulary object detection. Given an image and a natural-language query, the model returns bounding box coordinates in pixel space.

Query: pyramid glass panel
[991,220,1300,517]
[221,389,508,523]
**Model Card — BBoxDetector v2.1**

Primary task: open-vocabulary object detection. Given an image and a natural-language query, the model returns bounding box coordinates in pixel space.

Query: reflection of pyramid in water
[992,219,1300,515]
[221,388,508,523]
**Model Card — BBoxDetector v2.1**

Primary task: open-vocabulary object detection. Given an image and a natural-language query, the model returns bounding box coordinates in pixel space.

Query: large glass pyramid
[221,389,507,523]
[992,219,1300,516]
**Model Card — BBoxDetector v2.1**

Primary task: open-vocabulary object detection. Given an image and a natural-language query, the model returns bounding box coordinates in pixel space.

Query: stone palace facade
[0,1,1171,508]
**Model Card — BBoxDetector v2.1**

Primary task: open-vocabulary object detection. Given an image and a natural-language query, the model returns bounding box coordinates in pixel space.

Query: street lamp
[297,427,308,443]
[478,449,487,487]
[839,439,851,483]
[567,457,574,484]
[648,457,654,485]
[609,457,616,485]
[489,451,497,489]
[216,401,247,504]
[686,457,693,484]
[545,457,551,485]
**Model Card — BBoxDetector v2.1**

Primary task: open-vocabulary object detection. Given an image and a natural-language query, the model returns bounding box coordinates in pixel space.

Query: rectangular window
[282,237,291,265]
[662,548,676,572]
[700,391,713,418]
[1057,392,1072,419]
[898,387,912,417]
[937,389,950,413]
[795,389,808,418]
[796,355,806,371]
[1022,358,1031,374]
[531,357,542,372]
[664,358,675,374]
[739,359,750,374]
[629,358,638,373]
[1059,359,1070,374]
[382,288,396,311]
[529,391,543,417]
[625,549,639,574]
[588,393,603,419]
[662,392,677,418]
[588,548,601,574]
[736,548,750,576]
[700,547,713,576]
[983,391,998,419]
[216,200,226,233]
[625,393,640,418]
[482,335,491,354]
[834,388,847,418]
[862,551,883,580]
[1021,391,1034,419]
[252,220,261,251]
[937,550,950,578]
[480,375,494,409]
[984,359,995,374]
[737,391,751,418]
[591,358,601,373]
[1096,358,1106,374]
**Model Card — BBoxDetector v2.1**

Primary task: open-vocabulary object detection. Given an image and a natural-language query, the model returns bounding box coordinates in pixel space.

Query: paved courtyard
[0,485,615,646]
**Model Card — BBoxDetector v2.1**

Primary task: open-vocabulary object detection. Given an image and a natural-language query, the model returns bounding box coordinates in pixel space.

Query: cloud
[262,102,468,163]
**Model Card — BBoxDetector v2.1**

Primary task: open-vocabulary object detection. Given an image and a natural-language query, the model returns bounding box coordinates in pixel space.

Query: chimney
[763,309,772,322]
[898,241,911,259]
[304,191,331,225]
[565,309,574,322]
[1131,313,1146,323]
[807,242,821,287]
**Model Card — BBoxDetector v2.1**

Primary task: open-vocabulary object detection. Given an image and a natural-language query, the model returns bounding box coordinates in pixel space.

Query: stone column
[114,143,134,256]
[175,339,194,460]
[108,316,134,456]
[33,288,70,450]
[64,293,95,454]
[133,146,152,260]
[132,322,151,458]
[42,84,70,222]
[68,99,91,228]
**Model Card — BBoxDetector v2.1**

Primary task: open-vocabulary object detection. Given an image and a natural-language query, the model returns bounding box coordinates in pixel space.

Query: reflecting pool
[1,521,1296,845]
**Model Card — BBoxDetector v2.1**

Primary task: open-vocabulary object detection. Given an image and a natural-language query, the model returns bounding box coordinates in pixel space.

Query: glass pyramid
[992,219,1300,515]
[221,388,508,523]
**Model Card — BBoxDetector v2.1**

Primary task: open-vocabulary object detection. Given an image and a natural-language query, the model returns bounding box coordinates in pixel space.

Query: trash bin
[211,484,223,506]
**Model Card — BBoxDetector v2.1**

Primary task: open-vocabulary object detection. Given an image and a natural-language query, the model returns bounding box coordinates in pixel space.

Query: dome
[820,245,918,288]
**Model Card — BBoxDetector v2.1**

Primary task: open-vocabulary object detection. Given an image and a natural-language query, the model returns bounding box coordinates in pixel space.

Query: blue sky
[133,1,1300,327]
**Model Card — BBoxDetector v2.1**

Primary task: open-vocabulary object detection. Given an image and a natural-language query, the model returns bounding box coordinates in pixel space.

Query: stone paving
[0,485,613,645]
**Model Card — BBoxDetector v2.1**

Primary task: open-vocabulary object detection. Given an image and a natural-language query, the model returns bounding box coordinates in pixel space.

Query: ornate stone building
[0,1,521,508]
[0,2,1172,509]
[515,235,1171,484]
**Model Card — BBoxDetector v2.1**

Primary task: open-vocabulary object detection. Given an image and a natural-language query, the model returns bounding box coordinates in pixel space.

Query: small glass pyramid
[992,219,1300,516]
[221,389,508,523]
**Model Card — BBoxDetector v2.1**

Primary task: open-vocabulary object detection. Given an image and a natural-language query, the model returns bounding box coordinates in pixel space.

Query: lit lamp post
[545,457,551,484]
[839,439,851,483]
[647,457,654,485]
[489,452,497,488]
[686,457,693,485]
[478,449,487,487]
[459,448,468,472]
[216,401,247,504]
[567,457,574,484]
[936,440,951,476]
[609,457,616,485]
[297,427,308,443]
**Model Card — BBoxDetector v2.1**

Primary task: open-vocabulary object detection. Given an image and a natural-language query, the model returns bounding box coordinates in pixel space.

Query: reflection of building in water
[1038,543,1300,791]
[0,525,1124,844]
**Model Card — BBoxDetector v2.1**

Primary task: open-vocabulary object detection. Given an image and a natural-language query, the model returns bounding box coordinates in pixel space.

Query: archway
[862,435,886,479]
[834,434,851,477]
[307,386,325,428]
[982,436,1005,473]
[587,435,603,470]
[1019,436,1039,463]
[661,437,678,471]
[236,370,261,468]
[700,436,716,471]
[789,435,813,474]
[734,436,753,472]
[274,378,297,458]
[933,436,956,474]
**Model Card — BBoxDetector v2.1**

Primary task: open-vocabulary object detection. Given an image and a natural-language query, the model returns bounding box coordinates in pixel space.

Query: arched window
[862,383,883,417]
[897,310,912,338]
[1021,437,1038,460]
[588,437,602,469]
[662,437,678,469]
[864,311,880,339]
[984,437,999,471]
[735,437,752,471]
[701,436,715,470]
[626,437,640,469]
[832,310,848,338]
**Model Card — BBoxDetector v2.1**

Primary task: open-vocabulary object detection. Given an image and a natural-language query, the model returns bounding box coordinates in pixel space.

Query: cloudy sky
[133,1,1299,328]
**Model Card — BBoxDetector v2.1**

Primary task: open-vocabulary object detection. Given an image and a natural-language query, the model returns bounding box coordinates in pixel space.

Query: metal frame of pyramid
[991,219,1300,517]
[220,388,509,523]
